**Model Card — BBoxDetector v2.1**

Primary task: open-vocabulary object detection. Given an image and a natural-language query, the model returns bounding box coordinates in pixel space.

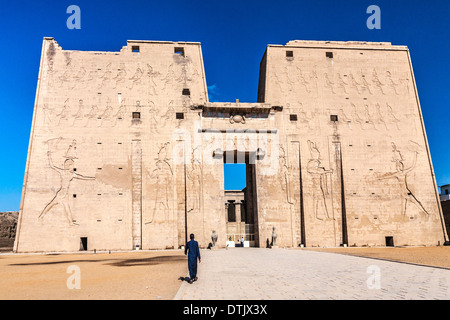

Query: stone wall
[0,212,18,251]
[441,201,450,242]
[13,38,448,252]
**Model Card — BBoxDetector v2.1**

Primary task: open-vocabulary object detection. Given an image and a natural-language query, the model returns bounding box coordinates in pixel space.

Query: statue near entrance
[211,230,218,247]
[271,226,277,247]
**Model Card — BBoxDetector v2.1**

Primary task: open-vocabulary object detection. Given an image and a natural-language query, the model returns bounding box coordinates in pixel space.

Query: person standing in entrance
[185,233,201,284]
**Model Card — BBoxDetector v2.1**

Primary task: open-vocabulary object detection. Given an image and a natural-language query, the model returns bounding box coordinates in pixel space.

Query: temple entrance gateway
[223,151,259,247]
[13,39,448,253]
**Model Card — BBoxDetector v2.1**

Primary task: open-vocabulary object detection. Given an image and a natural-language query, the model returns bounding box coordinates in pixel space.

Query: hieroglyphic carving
[377,141,429,217]
[147,143,173,224]
[399,73,411,96]
[98,99,113,127]
[285,65,295,92]
[84,105,99,127]
[347,73,361,94]
[162,64,177,90]
[71,99,84,126]
[308,67,319,94]
[73,67,87,88]
[148,101,159,133]
[178,60,192,85]
[339,102,402,132]
[113,63,127,89]
[307,141,333,221]
[113,99,127,126]
[279,146,293,204]
[58,66,72,87]
[324,73,335,94]
[372,103,388,130]
[363,104,376,130]
[128,65,144,89]
[187,146,202,213]
[39,138,95,225]
[160,100,175,127]
[295,67,311,93]
[98,63,112,89]
[279,65,415,98]
[371,69,385,94]
[336,73,348,94]
[272,66,285,94]
[386,103,401,130]
[292,103,319,134]
[385,71,399,95]
[360,74,372,94]
[84,69,97,88]
[65,139,77,159]
[146,64,160,95]
[42,103,53,126]
[56,99,71,125]
[278,66,405,97]
[350,103,364,129]
[337,107,352,129]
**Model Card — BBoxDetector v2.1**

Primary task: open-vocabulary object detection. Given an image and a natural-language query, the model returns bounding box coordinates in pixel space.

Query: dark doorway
[385,236,394,247]
[80,237,88,251]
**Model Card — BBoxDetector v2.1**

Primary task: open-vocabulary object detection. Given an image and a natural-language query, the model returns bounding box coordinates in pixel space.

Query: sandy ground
[0,250,188,300]
[307,246,450,269]
[1,246,448,300]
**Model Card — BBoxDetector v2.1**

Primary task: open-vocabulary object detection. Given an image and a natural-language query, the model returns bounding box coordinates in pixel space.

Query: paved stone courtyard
[174,248,450,300]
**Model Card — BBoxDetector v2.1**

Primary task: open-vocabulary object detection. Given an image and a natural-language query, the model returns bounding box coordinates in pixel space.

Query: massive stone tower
[14,38,448,252]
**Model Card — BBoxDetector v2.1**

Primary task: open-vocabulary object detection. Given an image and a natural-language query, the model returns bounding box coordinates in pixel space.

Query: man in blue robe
[184,233,201,284]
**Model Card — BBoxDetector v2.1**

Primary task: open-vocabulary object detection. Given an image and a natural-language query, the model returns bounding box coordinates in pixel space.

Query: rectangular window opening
[286,50,293,58]
[174,47,185,56]
[326,52,333,59]
[182,88,191,96]
[132,46,140,53]
[176,112,184,120]
[290,114,298,121]
[330,115,338,122]
[132,112,141,119]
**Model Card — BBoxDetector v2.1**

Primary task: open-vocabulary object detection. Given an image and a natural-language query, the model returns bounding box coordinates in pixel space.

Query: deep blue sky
[1,0,449,210]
